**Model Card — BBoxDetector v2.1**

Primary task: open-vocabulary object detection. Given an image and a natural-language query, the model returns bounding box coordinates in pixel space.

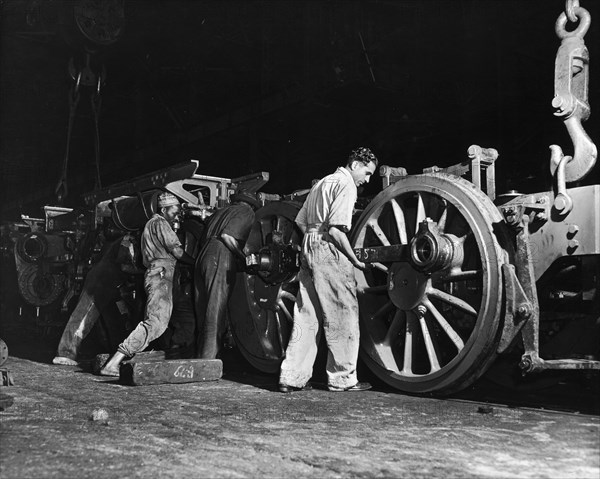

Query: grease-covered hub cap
[387,262,428,310]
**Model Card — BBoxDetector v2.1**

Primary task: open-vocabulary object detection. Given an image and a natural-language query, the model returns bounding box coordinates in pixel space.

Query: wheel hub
[249,276,280,312]
[387,262,428,310]
[410,218,454,273]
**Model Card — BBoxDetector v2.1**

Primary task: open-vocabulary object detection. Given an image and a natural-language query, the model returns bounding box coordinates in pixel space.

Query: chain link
[566,0,581,23]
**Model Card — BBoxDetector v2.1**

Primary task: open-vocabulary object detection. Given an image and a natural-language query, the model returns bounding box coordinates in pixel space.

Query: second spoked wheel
[352,173,512,395]
[229,201,302,373]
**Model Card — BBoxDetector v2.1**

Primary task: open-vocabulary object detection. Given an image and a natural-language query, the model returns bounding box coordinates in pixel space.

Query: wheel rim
[229,201,302,373]
[352,173,510,394]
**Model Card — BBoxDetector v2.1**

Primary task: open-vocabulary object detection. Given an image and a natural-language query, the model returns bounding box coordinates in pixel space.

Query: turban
[158,192,180,208]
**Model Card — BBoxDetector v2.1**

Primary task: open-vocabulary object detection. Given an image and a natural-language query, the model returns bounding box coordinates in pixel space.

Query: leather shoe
[278,383,312,393]
[328,381,372,392]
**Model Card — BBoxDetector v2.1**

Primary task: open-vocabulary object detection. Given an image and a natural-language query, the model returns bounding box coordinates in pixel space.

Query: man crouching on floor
[100,192,194,376]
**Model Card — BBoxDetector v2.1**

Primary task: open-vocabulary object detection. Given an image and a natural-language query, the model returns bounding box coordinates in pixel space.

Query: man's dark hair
[348,147,379,167]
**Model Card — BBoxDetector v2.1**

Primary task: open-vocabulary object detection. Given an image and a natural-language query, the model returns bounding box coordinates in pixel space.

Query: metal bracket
[379,166,408,189]
[512,216,542,374]
[230,172,270,194]
[467,145,497,201]
[497,264,533,353]
[499,194,549,227]
[550,151,574,215]
[422,145,497,200]
[0,369,14,386]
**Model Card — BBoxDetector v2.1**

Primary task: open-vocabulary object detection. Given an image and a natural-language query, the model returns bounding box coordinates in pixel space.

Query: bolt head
[552,96,564,108]
[555,197,567,211]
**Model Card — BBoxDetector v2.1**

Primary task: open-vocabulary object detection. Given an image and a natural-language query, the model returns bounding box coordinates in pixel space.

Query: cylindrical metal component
[17,234,48,262]
[111,190,160,231]
[409,219,454,273]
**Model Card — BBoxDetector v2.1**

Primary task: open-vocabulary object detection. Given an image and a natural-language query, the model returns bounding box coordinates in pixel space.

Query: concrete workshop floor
[1,347,599,479]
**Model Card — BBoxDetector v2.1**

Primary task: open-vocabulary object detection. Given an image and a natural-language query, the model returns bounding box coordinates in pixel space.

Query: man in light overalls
[279,147,378,392]
[100,192,194,376]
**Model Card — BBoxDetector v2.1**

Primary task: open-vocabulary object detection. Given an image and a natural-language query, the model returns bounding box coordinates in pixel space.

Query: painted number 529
[174,365,194,379]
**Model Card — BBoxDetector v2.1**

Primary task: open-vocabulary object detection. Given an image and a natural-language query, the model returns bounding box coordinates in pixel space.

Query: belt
[147,258,175,269]
[304,225,332,243]
[305,224,329,234]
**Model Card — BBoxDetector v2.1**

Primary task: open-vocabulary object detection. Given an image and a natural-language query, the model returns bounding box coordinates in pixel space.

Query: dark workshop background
[1,0,599,219]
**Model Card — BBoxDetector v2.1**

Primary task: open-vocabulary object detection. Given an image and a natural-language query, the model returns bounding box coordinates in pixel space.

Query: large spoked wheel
[352,173,512,395]
[229,201,302,373]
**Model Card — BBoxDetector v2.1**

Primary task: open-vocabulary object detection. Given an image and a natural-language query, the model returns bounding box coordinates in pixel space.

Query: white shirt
[295,167,357,233]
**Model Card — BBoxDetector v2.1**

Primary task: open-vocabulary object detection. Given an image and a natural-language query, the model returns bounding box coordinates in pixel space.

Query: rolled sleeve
[295,203,308,230]
[156,221,182,255]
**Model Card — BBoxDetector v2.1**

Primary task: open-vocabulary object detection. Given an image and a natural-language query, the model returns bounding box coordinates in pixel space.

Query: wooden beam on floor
[119,359,222,386]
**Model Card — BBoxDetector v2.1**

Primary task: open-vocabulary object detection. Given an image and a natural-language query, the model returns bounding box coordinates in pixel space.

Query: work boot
[328,382,372,392]
[278,383,312,393]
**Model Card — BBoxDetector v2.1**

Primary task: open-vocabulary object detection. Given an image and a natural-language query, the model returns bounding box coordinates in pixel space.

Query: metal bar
[354,245,406,263]
[83,160,199,206]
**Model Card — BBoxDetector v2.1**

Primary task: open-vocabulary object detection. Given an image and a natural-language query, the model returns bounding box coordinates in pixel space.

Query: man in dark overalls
[100,192,194,376]
[195,190,259,359]
[52,236,130,365]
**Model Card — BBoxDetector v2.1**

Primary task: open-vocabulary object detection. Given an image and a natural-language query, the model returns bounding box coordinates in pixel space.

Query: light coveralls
[279,167,360,389]
[195,202,254,359]
[118,214,181,357]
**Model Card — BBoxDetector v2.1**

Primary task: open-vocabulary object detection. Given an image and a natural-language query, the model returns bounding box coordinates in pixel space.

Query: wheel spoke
[276,300,294,322]
[362,285,388,295]
[442,270,481,282]
[401,311,417,376]
[279,290,296,302]
[438,202,448,232]
[371,262,388,273]
[390,198,408,244]
[415,192,426,230]
[427,287,477,316]
[370,300,395,321]
[368,220,391,246]
[271,310,286,352]
[259,219,268,246]
[423,298,465,351]
[416,308,441,372]
[383,310,404,346]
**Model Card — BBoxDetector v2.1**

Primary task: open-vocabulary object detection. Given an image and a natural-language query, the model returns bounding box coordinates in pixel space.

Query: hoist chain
[91,74,103,190]
[56,56,106,202]
[549,0,597,187]
[55,72,82,203]
[565,0,580,24]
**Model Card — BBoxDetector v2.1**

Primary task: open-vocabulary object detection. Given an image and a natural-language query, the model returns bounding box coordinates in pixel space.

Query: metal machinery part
[16,264,65,307]
[351,174,512,394]
[2,1,596,397]
[0,339,9,367]
[13,227,77,307]
[229,201,303,373]
[9,160,268,317]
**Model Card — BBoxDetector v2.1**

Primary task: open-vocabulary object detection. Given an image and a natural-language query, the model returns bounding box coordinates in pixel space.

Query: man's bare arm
[328,226,366,270]
[220,233,246,260]
[172,245,195,265]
